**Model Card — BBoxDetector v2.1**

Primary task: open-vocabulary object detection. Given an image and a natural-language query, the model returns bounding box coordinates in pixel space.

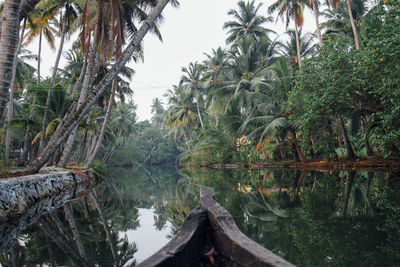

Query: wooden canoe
[138,187,294,267]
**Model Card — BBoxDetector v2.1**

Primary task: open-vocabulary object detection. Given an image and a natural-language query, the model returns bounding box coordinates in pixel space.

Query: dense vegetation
[1,0,399,172]
[153,0,400,165]
[0,0,177,174]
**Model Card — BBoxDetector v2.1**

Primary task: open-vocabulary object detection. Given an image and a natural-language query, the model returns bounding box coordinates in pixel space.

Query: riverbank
[184,158,400,171]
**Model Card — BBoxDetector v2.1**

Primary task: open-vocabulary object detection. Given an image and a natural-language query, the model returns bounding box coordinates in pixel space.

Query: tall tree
[269,0,306,68]
[39,0,78,152]
[5,18,27,162]
[25,0,172,174]
[308,0,323,46]
[0,0,23,125]
[223,0,273,44]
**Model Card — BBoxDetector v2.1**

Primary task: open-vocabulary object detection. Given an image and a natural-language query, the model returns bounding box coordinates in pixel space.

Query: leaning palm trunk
[311,0,323,46]
[85,133,98,162]
[38,217,90,267]
[39,21,67,153]
[88,192,118,265]
[26,0,171,174]
[85,80,116,168]
[5,18,26,162]
[64,202,89,262]
[294,21,302,69]
[346,0,360,49]
[57,4,103,168]
[0,0,22,125]
[196,101,204,131]
[342,172,356,216]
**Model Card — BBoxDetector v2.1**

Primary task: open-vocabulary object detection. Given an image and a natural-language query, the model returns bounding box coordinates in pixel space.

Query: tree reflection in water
[1,167,399,266]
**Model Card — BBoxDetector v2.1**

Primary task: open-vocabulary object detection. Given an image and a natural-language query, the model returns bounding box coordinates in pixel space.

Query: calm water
[1,167,399,266]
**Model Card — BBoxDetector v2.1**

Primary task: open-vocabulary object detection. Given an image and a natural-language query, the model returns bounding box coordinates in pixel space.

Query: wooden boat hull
[138,187,294,266]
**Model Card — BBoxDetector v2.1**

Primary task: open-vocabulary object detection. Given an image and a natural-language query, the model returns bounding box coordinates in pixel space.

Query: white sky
[29,0,316,121]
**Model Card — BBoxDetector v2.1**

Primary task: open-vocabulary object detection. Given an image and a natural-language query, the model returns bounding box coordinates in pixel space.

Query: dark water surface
[1,167,399,266]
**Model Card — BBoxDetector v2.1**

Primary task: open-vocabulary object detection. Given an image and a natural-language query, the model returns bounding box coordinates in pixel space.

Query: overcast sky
[30,0,316,121]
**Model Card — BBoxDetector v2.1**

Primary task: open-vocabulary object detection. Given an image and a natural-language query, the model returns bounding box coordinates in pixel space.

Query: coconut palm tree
[279,29,316,66]
[320,0,367,45]
[223,0,273,44]
[269,0,307,68]
[151,97,165,128]
[180,62,206,131]
[39,0,79,153]
[307,0,323,46]
[5,19,28,162]
[0,0,23,125]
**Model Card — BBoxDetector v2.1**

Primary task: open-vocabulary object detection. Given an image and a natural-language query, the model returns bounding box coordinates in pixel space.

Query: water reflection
[0,167,399,266]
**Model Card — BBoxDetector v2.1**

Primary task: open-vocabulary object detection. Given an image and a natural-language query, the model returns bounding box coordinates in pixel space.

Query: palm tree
[39,0,78,153]
[20,1,57,162]
[58,0,164,167]
[223,0,273,44]
[320,0,367,46]
[151,97,165,128]
[0,0,23,125]
[345,0,360,49]
[85,61,135,167]
[180,62,206,131]
[308,0,323,46]
[269,0,306,68]
[279,29,316,66]
[25,0,172,174]
[5,18,28,162]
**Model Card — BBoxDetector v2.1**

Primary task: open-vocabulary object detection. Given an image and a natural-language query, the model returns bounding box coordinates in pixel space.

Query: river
[0,167,399,266]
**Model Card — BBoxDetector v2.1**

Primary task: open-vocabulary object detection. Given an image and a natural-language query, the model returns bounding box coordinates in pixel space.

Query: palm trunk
[5,18,26,162]
[361,117,373,157]
[342,172,356,216]
[45,234,56,267]
[339,117,356,159]
[85,134,98,162]
[57,3,103,168]
[312,0,323,46]
[64,202,89,262]
[346,0,360,49]
[19,0,41,21]
[38,217,90,267]
[71,61,87,96]
[294,22,302,69]
[26,0,171,174]
[196,101,204,131]
[38,30,42,84]
[71,133,85,162]
[39,21,66,152]
[88,192,118,265]
[49,211,73,243]
[103,128,122,162]
[86,80,116,168]
[0,0,22,125]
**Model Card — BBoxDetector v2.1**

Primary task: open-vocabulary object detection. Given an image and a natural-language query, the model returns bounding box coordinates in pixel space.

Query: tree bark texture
[0,0,22,125]
[64,202,89,262]
[57,3,103,167]
[5,18,26,161]
[312,0,323,46]
[294,21,302,69]
[346,0,360,49]
[85,80,116,168]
